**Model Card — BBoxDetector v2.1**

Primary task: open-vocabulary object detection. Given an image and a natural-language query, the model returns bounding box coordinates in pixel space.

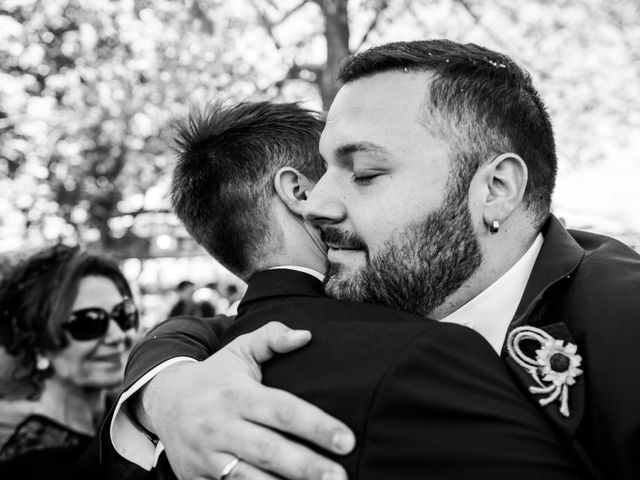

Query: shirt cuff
[110,356,198,470]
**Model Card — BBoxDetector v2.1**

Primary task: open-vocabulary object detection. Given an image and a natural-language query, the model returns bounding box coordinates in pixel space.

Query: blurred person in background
[190,284,217,317]
[222,283,242,315]
[0,244,138,473]
[213,283,244,315]
[168,281,198,318]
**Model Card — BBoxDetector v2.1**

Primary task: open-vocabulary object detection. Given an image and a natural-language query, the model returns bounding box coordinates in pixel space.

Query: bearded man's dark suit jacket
[107,215,639,479]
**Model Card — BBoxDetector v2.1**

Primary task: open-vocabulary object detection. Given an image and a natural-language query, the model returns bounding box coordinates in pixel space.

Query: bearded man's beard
[323,175,482,318]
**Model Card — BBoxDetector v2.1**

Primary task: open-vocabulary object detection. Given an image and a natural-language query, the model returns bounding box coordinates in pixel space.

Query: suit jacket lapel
[512,215,584,323]
[503,215,586,438]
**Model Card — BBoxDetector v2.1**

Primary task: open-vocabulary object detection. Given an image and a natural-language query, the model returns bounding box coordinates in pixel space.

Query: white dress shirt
[110,239,543,469]
[441,233,543,353]
[268,265,325,282]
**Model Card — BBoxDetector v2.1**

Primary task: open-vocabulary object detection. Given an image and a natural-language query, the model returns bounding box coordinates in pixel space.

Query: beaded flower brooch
[506,325,583,417]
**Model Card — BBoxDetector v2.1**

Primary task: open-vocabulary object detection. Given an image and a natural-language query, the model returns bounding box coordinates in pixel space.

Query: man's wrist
[126,387,159,441]
[136,361,194,437]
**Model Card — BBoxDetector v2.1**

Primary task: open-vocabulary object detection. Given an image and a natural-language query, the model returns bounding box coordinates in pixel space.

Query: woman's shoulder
[0,398,37,448]
[0,413,91,462]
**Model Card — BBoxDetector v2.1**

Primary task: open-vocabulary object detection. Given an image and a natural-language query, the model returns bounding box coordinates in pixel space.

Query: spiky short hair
[171,101,325,279]
[339,40,557,227]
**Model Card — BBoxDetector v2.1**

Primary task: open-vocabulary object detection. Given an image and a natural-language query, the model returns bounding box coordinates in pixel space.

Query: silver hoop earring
[489,220,500,235]
[36,354,50,371]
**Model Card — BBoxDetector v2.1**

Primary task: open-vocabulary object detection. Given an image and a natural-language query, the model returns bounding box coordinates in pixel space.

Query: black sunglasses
[64,298,139,341]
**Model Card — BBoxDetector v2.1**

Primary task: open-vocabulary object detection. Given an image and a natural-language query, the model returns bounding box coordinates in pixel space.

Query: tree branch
[251,0,283,50]
[253,60,323,96]
[111,208,173,218]
[356,0,389,51]
[288,62,323,79]
[455,0,481,24]
[451,0,538,76]
[254,78,286,96]
[190,0,214,35]
[251,0,311,50]
[275,0,309,25]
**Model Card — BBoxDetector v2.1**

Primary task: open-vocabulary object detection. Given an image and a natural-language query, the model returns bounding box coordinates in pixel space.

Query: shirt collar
[268,265,325,282]
[266,239,544,355]
[441,233,544,353]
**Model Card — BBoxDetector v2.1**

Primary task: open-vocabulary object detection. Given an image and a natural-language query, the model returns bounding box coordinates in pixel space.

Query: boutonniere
[506,326,583,417]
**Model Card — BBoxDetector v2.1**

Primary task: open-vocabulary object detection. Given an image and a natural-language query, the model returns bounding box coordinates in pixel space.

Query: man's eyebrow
[335,142,391,159]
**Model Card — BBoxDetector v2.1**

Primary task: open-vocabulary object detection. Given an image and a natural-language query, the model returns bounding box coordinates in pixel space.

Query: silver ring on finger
[220,456,241,480]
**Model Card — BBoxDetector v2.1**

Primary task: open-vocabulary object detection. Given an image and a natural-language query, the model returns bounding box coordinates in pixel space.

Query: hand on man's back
[138,321,355,480]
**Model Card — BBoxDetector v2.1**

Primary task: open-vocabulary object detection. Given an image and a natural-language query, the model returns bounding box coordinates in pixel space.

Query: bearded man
[106,40,640,480]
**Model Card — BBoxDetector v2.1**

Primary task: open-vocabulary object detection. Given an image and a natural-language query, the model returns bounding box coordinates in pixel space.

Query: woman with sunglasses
[0,244,138,465]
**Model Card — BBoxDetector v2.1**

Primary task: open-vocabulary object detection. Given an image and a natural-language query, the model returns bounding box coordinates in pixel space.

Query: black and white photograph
[1,1,639,479]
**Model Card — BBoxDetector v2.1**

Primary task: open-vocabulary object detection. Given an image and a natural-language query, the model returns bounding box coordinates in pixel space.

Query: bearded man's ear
[478,152,528,231]
[274,167,314,215]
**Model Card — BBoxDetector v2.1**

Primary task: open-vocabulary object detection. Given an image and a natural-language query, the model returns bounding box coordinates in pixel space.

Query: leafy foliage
[1,0,638,255]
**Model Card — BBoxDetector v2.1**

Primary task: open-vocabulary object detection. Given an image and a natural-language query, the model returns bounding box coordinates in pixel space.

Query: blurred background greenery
[1,0,639,323]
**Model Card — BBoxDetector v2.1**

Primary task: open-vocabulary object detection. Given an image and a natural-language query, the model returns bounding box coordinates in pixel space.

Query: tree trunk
[315,0,351,110]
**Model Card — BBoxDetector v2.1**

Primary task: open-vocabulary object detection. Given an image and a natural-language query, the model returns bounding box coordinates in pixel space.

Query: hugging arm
[126,315,233,383]
[106,315,231,469]
[110,317,354,480]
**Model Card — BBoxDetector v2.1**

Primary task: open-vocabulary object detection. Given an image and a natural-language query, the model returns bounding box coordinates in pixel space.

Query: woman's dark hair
[0,244,133,398]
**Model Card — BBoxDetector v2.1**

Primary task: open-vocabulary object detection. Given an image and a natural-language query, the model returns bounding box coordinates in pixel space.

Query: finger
[269,328,312,354]
[216,422,348,480]
[230,322,311,364]
[242,386,355,455]
[210,452,281,480]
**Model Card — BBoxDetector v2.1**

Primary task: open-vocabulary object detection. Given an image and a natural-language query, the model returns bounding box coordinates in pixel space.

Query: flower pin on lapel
[506,326,583,417]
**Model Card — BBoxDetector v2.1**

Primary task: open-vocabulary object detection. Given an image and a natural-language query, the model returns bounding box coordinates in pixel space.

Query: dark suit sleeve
[567,248,640,479]
[123,314,233,392]
[359,326,587,480]
[587,316,640,479]
[99,315,233,465]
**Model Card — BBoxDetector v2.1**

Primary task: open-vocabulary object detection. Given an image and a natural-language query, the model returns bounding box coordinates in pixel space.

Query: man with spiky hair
[111,40,639,480]
[106,99,586,480]
[170,101,328,280]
